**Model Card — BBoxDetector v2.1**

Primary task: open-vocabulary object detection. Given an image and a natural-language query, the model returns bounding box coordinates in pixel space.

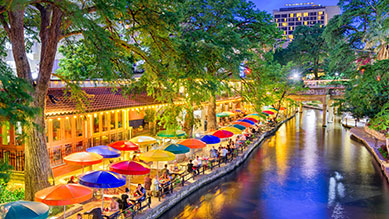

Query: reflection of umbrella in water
[35,184,93,219]
[0,201,49,219]
[63,152,103,173]
[78,170,126,209]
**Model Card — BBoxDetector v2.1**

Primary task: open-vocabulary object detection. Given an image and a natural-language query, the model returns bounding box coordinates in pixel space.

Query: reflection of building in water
[328,171,345,206]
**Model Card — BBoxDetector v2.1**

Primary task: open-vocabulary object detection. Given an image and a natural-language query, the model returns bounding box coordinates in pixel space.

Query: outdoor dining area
[0,107,285,219]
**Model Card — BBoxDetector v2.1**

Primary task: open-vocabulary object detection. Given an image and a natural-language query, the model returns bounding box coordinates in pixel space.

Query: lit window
[288,35,293,39]
[298,17,301,21]
[290,13,294,17]
[297,13,301,17]
[318,11,323,15]
[304,21,308,25]
[303,12,308,17]
[318,16,321,20]
[320,25,323,28]
[290,26,293,30]
[283,31,286,35]
[275,19,278,22]
[53,119,61,141]
[65,118,72,139]
[284,18,286,22]
[1,122,10,145]
[282,23,287,27]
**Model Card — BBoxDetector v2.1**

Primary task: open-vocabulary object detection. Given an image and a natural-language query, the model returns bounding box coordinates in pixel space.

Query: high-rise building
[273,2,340,45]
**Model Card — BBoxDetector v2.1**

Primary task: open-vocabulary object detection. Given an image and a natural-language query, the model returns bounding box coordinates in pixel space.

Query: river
[160,109,389,219]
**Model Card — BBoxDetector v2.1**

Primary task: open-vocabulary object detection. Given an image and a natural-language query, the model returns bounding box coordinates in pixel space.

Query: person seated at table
[150,175,160,197]
[196,156,202,168]
[221,147,228,162]
[108,197,120,212]
[161,164,170,176]
[210,146,217,159]
[144,174,152,192]
[132,155,139,161]
[67,176,76,184]
[192,158,199,175]
[132,184,146,202]
[187,160,194,173]
[119,188,132,210]
[160,172,171,195]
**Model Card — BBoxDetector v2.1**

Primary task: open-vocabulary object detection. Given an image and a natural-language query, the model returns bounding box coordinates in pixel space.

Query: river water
[161,109,389,219]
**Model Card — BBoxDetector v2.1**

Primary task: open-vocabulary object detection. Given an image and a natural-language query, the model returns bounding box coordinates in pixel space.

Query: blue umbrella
[231,124,246,130]
[78,170,126,188]
[200,135,221,144]
[0,201,49,219]
[86,145,121,158]
[164,143,190,154]
[238,119,255,125]
[79,170,126,209]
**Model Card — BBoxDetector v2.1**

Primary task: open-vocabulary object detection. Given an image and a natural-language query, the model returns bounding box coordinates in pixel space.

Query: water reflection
[162,109,389,219]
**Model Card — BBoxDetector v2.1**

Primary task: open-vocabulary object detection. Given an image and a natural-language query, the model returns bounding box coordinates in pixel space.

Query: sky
[250,0,340,14]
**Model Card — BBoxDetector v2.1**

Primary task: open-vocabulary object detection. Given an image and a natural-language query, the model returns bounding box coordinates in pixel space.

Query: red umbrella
[212,130,234,138]
[232,121,251,128]
[243,117,258,123]
[179,139,206,149]
[109,161,150,175]
[109,141,139,151]
[262,110,275,115]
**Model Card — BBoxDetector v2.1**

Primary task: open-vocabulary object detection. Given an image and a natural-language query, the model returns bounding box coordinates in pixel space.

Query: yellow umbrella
[130,136,157,146]
[245,115,261,120]
[139,149,175,177]
[220,126,242,134]
[222,111,235,116]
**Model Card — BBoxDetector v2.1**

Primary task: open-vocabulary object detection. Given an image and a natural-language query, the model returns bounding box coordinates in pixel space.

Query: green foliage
[0,159,23,204]
[344,59,389,119]
[369,102,389,134]
[242,52,301,113]
[274,24,327,79]
[0,70,38,127]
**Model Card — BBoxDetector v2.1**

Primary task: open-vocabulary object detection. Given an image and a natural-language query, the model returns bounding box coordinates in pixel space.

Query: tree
[242,52,301,117]
[342,59,389,119]
[275,24,328,79]
[0,0,178,200]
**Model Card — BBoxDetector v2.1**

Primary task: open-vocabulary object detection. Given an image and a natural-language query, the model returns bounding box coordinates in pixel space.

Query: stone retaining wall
[139,115,295,219]
[364,126,387,141]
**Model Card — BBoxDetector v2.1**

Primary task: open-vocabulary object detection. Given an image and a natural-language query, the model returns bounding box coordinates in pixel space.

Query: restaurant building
[0,80,242,175]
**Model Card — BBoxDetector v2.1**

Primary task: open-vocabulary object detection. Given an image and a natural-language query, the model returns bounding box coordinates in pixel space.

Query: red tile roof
[45,87,158,116]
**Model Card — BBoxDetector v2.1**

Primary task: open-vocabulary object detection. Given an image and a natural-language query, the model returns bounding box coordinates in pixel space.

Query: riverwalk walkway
[57,114,295,219]
[350,127,389,182]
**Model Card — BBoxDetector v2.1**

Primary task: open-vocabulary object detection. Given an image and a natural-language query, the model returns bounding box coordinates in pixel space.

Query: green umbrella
[270,107,279,111]
[157,130,186,138]
[216,112,229,117]
[0,201,49,219]
[231,124,246,130]
[164,143,190,154]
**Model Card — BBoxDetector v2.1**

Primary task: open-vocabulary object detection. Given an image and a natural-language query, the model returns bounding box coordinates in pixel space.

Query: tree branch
[0,14,10,35]
[59,30,83,40]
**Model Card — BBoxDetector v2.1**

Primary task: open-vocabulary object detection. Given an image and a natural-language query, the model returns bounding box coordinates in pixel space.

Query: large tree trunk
[183,106,194,138]
[5,6,63,200]
[207,95,217,131]
[24,97,52,200]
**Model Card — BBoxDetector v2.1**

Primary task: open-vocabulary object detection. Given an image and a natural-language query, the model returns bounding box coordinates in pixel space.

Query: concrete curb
[350,128,389,183]
[138,115,296,219]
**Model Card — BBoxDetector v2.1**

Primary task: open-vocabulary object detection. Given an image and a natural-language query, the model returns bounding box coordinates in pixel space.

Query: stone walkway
[350,127,389,181]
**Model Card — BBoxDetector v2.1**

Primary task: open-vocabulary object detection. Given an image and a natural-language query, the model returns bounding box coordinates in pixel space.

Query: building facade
[273,2,340,44]
[0,80,242,175]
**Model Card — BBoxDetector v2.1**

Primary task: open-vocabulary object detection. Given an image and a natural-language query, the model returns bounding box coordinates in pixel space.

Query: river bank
[350,127,389,183]
[138,114,296,219]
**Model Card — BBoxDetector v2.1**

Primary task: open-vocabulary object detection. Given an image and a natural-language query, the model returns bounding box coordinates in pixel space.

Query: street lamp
[335,72,339,77]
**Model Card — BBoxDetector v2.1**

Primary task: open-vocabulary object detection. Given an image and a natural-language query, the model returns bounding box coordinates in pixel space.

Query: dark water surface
[160,109,389,219]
